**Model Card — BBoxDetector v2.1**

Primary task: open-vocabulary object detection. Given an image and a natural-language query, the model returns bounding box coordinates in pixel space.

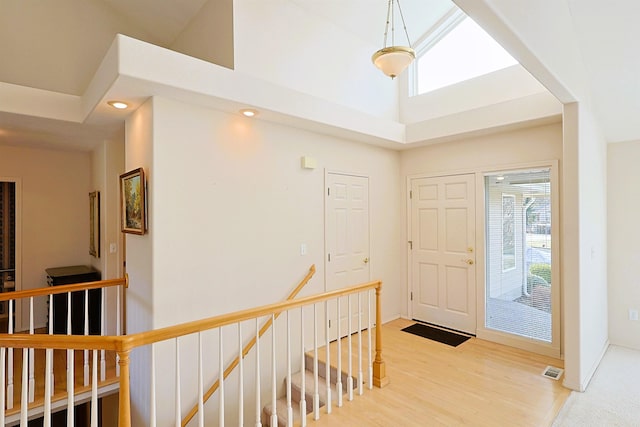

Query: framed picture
[120,168,146,235]
[89,191,100,257]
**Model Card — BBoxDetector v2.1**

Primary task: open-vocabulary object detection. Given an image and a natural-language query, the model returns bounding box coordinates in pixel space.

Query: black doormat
[401,323,471,347]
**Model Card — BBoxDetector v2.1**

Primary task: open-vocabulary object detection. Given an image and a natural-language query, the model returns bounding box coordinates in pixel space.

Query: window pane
[485,169,552,342]
[417,17,517,94]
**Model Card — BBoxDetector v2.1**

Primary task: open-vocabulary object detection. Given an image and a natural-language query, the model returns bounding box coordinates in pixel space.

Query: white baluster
[101,287,106,382]
[84,290,89,386]
[238,323,244,427]
[116,286,121,377]
[358,292,363,396]
[299,307,306,427]
[91,350,98,427]
[67,347,74,427]
[270,314,277,427]
[48,294,54,396]
[0,347,5,426]
[44,347,52,427]
[336,296,343,407]
[367,290,373,390]
[198,332,204,427]
[28,297,34,403]
[175,338,181,427]
[347,295,353,401]
[255,318,261,427]
[313,304,319,420]
[219,329,225,427]
[67,291,73,427]
[20,348,28,425]
[7,300,13,410]
[286,311,293,427]
[150,344,156,427]
[325,301,331,414]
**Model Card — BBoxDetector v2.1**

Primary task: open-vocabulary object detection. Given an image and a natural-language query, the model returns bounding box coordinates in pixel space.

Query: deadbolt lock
[364,257,370,264]
[467,247,474,253]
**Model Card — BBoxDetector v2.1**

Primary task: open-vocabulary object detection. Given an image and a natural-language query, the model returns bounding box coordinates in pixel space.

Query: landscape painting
[120,168,146,234]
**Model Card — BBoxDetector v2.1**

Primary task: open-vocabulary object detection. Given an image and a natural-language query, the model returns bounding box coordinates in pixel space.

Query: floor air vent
[542,366,564,380]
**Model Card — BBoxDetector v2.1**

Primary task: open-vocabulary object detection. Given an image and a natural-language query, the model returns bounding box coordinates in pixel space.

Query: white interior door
[325,172,370,339]
[410,174,476,334]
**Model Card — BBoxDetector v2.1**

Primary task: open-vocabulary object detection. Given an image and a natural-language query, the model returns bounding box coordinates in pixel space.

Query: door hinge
[328,253,331,262]
[409,190,413,199]
[329,319,331,328]
[410,291,413,301]
[327,187,330,196]
[408,240,413,250]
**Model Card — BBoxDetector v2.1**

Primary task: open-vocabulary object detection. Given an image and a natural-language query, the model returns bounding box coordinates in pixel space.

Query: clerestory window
[411,9,518,95]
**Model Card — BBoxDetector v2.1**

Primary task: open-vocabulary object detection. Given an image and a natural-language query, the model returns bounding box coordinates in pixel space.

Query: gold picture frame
[120,168,146,235]
[89,191,100,257]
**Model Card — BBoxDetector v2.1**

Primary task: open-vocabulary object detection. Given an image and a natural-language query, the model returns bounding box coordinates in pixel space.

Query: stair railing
[0,277,387,426]
[0,276,127,425]
[181,264,316,426]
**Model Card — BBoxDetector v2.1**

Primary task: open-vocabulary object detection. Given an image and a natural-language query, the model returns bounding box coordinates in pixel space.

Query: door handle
[461,259,474,265]
[363,257,369,264]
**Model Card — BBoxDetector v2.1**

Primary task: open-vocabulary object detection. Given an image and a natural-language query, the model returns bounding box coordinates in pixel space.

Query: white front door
[410,174,476,334]
[325,172,370,338]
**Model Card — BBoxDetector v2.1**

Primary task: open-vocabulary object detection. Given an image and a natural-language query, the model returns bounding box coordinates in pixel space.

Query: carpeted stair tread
[262,352,359,426]
[290,369,334,411]
[262,397,302,427]
[304,353,357,389]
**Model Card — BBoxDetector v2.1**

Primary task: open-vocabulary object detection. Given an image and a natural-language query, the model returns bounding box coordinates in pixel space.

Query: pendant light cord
[396,0,412,47]
[383,0,392,48]
[381,0,412,48]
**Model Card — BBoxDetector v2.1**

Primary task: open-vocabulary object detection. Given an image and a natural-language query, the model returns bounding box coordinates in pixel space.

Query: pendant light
[371,0,415,79]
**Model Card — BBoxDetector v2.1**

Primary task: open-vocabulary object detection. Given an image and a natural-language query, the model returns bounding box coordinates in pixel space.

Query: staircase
[262,352,357,426]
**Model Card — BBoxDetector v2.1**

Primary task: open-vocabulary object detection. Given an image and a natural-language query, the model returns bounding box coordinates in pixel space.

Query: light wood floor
[308,318,570,427]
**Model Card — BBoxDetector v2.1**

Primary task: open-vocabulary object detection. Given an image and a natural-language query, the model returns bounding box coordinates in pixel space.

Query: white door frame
[1,177,22,332]
[406,160,560,358]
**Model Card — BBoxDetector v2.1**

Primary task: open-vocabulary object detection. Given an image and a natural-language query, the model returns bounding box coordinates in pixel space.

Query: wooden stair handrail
[0,279,380,352]
[0,276,128,302]
[181,264,316,426]
[120,280,381,349]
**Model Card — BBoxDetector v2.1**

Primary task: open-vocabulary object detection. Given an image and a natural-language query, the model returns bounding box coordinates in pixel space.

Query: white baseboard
[581,339,610,392]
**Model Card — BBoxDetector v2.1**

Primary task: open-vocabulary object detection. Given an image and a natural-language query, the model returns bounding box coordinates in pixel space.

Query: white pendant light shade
[372,46,416,79]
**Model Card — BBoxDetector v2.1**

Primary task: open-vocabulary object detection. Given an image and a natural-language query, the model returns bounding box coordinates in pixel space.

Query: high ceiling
[0,0,639,150]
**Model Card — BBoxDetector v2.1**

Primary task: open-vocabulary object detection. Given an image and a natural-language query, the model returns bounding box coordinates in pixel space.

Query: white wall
[124,96,402,424]
[150,96,402,327]
[233,0,398,121]
[608,140,640,350]
[170,0,234,69]
[562,102,608,391]
[0,144,91,330]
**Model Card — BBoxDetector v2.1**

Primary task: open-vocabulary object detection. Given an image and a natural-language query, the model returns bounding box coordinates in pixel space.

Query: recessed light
[108,101,129,110]
[240,108,258,117]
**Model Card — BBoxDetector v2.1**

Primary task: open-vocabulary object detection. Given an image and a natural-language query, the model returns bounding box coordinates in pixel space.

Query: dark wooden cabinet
[46,265,101,335]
